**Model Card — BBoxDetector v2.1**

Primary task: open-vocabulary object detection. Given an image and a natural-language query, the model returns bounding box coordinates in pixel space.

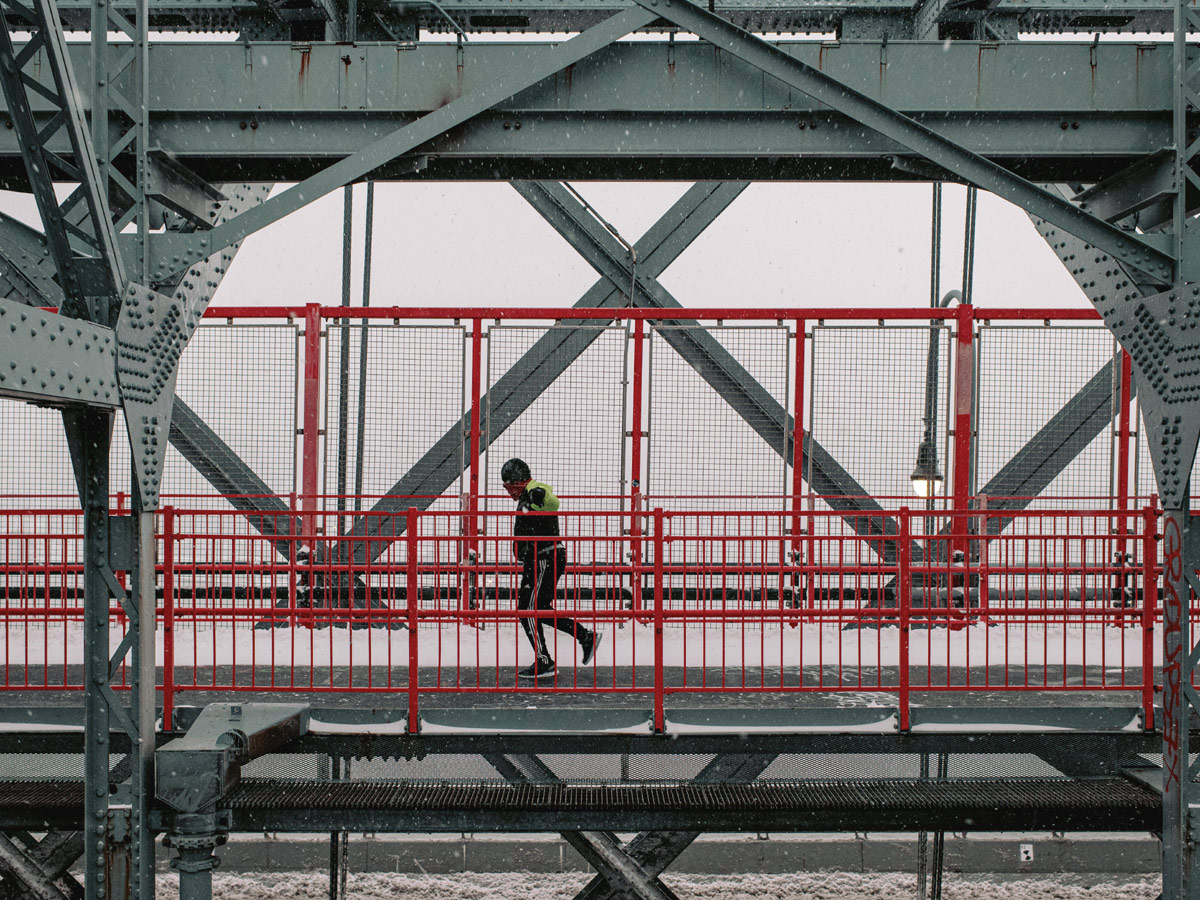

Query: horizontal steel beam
[32,0,1184,35]
[0,40,1183,190]
[0,299,121,407]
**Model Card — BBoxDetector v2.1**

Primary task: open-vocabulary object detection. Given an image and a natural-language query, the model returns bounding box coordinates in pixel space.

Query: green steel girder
[1,40,1183,192]
[0,213,67,308]
[138,6,657,280]
[0,298,121,408]
[0,0,126,314]
[634,0,1174,284]
[21,0,1191,36]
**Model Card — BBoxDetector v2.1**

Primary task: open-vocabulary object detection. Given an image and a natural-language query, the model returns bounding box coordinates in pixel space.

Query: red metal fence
[0,499,1179,733]
[0,304,1194,731]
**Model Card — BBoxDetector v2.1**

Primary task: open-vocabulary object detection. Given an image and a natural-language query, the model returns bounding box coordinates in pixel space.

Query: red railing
[0,499,1185,733]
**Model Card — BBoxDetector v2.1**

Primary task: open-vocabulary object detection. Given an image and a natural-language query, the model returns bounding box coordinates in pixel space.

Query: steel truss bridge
[0,0,1198,895]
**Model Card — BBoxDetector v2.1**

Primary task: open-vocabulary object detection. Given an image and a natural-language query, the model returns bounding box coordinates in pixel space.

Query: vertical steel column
[353,183,375,511]
[898,507,911,732]
[302,304,322,540]
[130,501,156,900]
[630,319,645,611]
[1162,0,1199,894]
[1162,503,1192,899]
[71,407,115,900]
[336,188,354,514]
[952,304,975,560]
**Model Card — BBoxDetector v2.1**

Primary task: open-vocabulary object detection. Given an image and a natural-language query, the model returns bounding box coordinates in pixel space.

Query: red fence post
[161,506,175,731]
[301,303,322,541]
[952,304,975,560]
[791,319,806,613]
[653,507,664,734]
[465,319,483,612]
[407,507,420,733]
[1141,501,1159,730]
[630,319,645,612]
[898,506,911,732]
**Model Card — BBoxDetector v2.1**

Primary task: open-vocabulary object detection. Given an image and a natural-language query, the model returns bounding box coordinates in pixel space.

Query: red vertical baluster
[653,508,664,734]
[899,507,911,731]
[407,507,420,733]
[1142,501,1159,730]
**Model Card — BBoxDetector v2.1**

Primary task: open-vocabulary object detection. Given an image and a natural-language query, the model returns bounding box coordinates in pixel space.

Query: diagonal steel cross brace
[630,0,1173,286]
[147,6,656,281]
[514,180,908,563]
[483,752,679,900]
[570,752,777,900]
[0,832,80,900]
[339,181,747,565]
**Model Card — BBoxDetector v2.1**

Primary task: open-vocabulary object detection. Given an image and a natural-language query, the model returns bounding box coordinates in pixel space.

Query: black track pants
[518,546,584,663]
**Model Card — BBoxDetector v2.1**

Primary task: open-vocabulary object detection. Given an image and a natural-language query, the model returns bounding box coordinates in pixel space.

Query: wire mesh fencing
[809,324,952,503]
[976,324,1118,508]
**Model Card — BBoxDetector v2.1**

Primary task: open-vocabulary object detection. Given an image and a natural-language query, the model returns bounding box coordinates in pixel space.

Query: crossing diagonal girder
[572,753,775,900]
[0,0,126,313]
[341,181,746,564]
[514,180,904,559]
[631,0,1173,286]
[0,213,67,308]
[147,6,656,282]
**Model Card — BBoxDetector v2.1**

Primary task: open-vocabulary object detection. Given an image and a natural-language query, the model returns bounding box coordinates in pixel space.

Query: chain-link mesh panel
[976,325,1117,506]
[484,325,626,506]
[164,324,299,500]
[809,325,951,503]
[323,323,466,507]
[0,753,122,780]
[647,325,789,503]
[0,323,298,508]
[481,325,626,583]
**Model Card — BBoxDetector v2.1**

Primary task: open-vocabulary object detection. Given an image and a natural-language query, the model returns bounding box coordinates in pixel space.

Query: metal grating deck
[0,776,1161,832]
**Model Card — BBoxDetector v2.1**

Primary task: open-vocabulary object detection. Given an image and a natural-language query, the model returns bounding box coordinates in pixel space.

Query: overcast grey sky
[1,181,1088,313]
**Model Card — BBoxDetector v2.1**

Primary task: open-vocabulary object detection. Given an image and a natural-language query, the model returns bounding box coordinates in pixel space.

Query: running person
[501,458,601,680]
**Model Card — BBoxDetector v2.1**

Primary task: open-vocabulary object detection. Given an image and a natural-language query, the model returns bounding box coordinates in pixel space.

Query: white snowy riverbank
[153,872,1161,900]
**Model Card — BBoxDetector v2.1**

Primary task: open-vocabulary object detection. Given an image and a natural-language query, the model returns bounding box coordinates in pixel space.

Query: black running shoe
[518,658,556,680]
[580,631,603,666]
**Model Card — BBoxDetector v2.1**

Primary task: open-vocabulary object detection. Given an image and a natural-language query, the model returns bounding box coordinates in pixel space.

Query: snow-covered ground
[153,872,1162,900]
[8,620,1158,672]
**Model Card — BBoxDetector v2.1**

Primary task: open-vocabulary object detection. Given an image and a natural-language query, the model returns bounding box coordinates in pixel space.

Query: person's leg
[517,560,549,663]
[539,546,589,642]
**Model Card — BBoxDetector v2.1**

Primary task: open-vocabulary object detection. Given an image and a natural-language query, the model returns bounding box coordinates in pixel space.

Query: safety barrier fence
[5,304,1178,518]
[0,499,1186,733]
